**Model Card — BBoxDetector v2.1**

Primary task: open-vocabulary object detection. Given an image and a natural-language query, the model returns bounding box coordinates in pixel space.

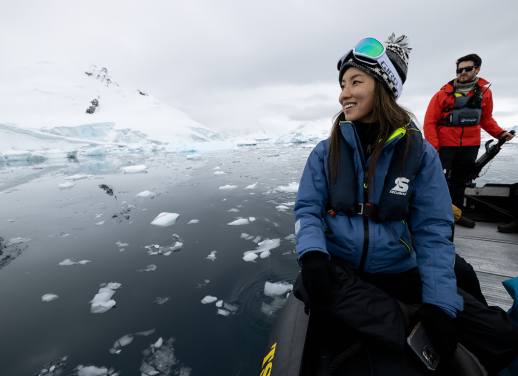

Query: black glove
[416,303,458,360]
[300,251,333,307]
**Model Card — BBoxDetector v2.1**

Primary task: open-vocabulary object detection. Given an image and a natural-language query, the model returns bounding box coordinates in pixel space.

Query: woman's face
[339,67,376,123]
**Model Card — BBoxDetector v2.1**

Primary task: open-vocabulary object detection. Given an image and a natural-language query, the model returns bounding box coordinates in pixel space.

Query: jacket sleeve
[294,141,329,260]
[480,88,506,138]
[423,92,442,150]
[408,141,464,317]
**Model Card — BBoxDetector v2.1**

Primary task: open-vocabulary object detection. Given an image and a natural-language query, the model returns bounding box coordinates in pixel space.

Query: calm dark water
[0,145,311,375]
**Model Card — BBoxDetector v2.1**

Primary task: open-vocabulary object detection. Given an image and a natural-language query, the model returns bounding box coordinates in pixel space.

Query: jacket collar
[441,76,490,94]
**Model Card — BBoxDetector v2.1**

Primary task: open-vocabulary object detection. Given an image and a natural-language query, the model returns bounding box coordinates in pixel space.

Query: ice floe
[140,337,190,376]
[150,212,179,227]
[64,174,90,181]
[154,297,170,305]
[244,182,258,189]
[228,217,256,226]
[36,355,68,376]
[90,282,122,313]
[109,334,134,354]
[121,164,147,174]
[145,234,183,256]
[201,295,218,304]
[213,170,226,175]
[274,182,299,193]
[58,181,75,189]
[206,250,217,261]
[187,219,199,224]
[242,238,281,262]
[138,264,157,272]
[75,365,119,376]
[264,281,293,297]
[41,293,59,302]
[136,190,156,198]
[218,184,238,190]
[59,258,91,266]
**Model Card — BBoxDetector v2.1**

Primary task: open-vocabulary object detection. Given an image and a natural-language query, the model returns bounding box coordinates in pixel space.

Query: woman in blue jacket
[294,34,517,373]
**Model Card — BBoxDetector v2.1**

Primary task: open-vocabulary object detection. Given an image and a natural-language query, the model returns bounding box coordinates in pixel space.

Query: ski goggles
[337,37,403,98]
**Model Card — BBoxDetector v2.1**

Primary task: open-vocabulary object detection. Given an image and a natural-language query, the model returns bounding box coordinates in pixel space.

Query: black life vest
[440,84,483,127]
[327,124,424,222]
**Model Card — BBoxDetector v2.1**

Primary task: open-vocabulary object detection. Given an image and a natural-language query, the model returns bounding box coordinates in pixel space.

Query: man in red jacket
[424,54,514,227]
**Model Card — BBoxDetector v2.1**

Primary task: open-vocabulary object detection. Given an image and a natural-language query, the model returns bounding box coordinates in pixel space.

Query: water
[0,145,311,375]
[1,139,516,375]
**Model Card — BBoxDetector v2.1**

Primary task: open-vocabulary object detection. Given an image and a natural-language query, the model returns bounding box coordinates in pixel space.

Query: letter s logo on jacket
[390,177,409,196]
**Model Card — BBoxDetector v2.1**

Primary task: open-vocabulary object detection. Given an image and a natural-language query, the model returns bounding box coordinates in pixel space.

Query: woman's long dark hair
[329,79,414,189]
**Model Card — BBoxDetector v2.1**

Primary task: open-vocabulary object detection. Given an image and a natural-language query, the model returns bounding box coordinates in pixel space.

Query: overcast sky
[2,0,517,134]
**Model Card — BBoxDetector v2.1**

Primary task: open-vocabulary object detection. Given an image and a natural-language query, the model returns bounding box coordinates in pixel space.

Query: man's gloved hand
[416,303,458,360]
[300,251,333,307]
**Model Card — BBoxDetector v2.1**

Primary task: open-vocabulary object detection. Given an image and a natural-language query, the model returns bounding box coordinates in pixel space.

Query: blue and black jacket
[294,121,464,317]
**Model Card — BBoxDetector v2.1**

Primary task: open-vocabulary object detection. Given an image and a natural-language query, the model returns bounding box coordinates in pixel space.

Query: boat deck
[454,221,518,310]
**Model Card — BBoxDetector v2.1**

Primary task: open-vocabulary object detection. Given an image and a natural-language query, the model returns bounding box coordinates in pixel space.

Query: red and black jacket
[424,77,505,149]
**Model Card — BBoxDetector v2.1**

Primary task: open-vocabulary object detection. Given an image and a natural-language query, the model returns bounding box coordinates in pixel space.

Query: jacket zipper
[359,179,369,272]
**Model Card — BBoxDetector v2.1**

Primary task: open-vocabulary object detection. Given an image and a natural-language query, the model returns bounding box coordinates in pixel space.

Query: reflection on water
[0,145,309,375]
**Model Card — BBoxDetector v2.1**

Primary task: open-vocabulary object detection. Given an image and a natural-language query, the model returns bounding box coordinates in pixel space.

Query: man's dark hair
[456,54,482,68]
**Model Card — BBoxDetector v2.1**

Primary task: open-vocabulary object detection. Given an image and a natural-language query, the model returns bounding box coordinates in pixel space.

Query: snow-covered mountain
[0,62,221,155]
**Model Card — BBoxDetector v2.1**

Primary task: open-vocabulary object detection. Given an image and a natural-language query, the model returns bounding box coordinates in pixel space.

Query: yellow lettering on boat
[260,342,277,376]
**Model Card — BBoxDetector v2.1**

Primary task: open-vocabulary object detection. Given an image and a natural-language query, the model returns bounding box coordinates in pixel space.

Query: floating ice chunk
[197,279,211,288]
[135,329,156,336]
[65,174,89,181]
[213,170,226,175]
[219,184,238,190]
[59,258,91,266]
[217,309,230,316]
[109,334,134,354]
[240,233,254,240]
[228,218,251,226]
[213,166,221,170]
[140,337,179,376]
[274,182,299,193]
[275,205,290,212]
[264,281,293,297]
[59,258,75,266]
[242,252,258,262]
[75,364,119,376]
[215,300,223,308]
[153,337,163,348]
[228,208,239,213]
[136,190,156,198]
[41,293,59,302]
[121,164,147,174]
[245,182,258,189]
[58,181,75,189]
[187,219,199,224]
[201,295,218,304]
[253,236,261,243]
[206,251,217,261]
[138,264,157,272]
[90,282,122,314]
[223,303,238,312]
[154,297,170,305]
[95,220,105,226]
[242,238,281,262]
[249,217,256,222]
[150,212,179,227]
[115,241,128,248]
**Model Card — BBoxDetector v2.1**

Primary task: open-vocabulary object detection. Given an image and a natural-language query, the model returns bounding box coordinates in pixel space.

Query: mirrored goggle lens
[353,37,385,59]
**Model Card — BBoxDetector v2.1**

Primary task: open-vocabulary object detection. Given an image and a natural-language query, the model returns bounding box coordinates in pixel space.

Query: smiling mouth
[344,103,356,110]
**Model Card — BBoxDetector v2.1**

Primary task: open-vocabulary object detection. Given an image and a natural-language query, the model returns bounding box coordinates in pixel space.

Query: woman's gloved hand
[300,251,333,307]
[416,303,458,360]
